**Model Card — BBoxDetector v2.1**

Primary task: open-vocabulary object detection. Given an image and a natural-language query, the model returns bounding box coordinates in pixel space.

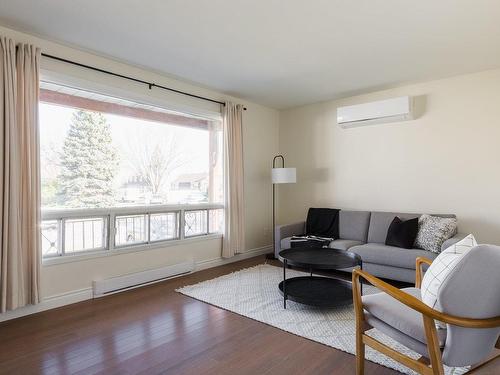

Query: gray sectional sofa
[275,210,465,283]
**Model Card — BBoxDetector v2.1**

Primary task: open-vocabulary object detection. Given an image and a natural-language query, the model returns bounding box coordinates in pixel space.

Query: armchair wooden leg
[355,326,365,375]
[422,316,444,375]
[352,270,366,375]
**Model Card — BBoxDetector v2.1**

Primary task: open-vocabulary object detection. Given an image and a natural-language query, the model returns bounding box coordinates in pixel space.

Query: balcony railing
[41,204,224,258]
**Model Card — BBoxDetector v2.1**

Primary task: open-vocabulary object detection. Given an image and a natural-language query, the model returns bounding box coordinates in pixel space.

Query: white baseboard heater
[93,261,194,297]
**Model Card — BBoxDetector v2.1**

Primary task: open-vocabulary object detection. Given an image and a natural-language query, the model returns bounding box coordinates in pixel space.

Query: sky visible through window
[39,102,223,209]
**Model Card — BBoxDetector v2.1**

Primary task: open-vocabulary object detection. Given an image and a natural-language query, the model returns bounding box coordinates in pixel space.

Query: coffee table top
[278,247,361,270]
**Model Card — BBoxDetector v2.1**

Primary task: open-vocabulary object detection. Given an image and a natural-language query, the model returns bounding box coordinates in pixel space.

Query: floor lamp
[269,155,296,259]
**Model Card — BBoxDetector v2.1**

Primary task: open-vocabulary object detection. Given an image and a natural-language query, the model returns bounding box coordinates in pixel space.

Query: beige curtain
[0,36,41,313]
[222,102,245,258]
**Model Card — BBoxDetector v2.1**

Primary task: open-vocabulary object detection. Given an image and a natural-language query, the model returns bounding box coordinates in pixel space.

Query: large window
[39,82,224,259]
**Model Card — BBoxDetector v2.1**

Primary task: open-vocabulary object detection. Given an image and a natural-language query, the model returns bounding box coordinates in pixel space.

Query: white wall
[0,25,279,307]
[279,68,500,245]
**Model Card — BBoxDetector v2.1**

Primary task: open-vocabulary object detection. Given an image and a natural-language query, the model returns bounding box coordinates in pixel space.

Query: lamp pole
[268,155,285,259]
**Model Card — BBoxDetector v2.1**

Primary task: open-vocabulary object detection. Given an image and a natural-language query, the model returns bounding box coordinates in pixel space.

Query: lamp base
[265,253,276,260]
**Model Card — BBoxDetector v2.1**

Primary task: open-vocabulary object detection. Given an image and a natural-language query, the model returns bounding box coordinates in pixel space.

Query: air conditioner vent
[337,96,414,128]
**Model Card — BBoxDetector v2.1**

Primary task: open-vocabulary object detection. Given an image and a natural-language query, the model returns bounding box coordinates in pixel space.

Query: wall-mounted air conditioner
[337,96,414,128]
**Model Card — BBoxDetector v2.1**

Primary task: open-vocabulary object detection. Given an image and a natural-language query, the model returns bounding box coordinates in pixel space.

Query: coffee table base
[278,276,353,308]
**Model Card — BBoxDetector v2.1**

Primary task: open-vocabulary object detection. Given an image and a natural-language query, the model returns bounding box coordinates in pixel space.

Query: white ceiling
[1,1,500,109]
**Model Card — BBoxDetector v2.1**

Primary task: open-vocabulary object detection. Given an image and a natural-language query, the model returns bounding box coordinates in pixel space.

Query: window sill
[42,233,223,266]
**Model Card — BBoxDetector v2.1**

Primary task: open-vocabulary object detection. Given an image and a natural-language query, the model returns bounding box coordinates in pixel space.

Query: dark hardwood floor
[0,255,497,375]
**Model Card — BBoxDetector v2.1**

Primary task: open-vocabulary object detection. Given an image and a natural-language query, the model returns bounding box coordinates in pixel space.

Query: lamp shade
[272,167,296,184]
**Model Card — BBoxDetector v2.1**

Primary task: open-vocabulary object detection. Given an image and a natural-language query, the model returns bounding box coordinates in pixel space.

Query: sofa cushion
[348,243,438,269]
[363,287,447,347]
[367,212,420,244]
[362,263,417,283]
[328,239,364,251]
[414,214,457,253]
[281,237,363,251]
[339,210,371,242]
[385,216,419,249]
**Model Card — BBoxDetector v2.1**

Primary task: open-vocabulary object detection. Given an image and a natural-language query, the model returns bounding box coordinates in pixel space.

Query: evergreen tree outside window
[57,110,118,208]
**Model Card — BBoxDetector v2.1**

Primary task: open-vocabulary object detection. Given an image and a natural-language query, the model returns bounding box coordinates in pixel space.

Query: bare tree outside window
[128,135,190,200]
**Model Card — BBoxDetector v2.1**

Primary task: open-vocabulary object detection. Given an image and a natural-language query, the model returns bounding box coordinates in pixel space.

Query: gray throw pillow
[414,214,457,253]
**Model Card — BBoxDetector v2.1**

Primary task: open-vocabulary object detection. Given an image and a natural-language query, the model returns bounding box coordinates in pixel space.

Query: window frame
[41,203,224,264]
[148,211,181,244]
[38,76,225,264]
[184,208,210,239]
[62,215,109,255]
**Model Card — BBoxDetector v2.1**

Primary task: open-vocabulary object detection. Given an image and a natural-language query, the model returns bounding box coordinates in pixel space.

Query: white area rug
[177,264,468,375]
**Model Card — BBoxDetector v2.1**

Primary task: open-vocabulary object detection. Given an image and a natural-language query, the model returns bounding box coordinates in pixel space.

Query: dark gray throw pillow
[385,216,419,249]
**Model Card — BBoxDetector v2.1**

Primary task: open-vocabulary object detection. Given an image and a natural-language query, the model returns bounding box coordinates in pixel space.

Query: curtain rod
[41,53,247,110]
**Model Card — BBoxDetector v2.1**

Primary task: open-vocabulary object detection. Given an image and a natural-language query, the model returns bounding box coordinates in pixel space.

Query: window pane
[184,210,208,237]
[39,82,223,210]
[115,214,147,246]
[150,212,178,241]
[64,217,105,253]
[41,220,59,257]
[209,209,224,234]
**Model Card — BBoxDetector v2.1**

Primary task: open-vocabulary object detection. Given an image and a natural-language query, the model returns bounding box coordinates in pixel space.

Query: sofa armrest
[274,221,306,256]
[441,233,468,251]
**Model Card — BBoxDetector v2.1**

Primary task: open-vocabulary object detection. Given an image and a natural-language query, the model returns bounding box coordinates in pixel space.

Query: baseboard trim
[195,245,273,271]
[0,287,93,323]
[0,245,273,323]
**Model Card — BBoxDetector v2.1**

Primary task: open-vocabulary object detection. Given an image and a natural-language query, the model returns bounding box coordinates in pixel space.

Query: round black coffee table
[278,247,362,309]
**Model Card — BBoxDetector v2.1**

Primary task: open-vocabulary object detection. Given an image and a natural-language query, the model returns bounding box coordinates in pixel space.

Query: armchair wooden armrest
[415,257,433,288]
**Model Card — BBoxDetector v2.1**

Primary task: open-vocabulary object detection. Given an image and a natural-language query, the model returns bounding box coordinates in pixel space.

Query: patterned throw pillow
[420,234,477,328]
[414,214,457,253]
